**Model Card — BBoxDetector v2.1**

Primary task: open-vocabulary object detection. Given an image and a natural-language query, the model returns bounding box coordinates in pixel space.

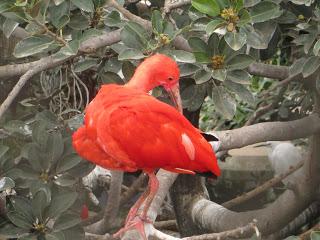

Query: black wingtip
[201,132,219,142]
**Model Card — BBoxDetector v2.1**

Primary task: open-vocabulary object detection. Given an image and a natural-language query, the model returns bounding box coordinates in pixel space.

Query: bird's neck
[125,66,156,92]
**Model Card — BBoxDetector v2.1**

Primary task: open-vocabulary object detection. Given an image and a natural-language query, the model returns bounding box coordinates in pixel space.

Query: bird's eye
[168,76,173,81]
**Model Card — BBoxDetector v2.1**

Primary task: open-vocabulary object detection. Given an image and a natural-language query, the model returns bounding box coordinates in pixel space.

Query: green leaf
[0,177,15,191]
[244,0,260,7]
[21,143,43,172]
[179,63,200,77]
[104,11,123,27]
[68,13,89,30]
[181,84,207,111]
[224,80,254,103]
[56,154,82,173]
[3,18,18,38]
[169,50,196,63]
[10,196,34,223]
[188,37,209,53]
[311,231,320,240]
[54,174,77,187]
[238,9,251,26]
[74,59,97,72]
[18,234,37,240]
[55,40,80,59]
[194,52,211,63]
[53,213,81,231]
[224,31,247,51]
[212,86,236,119]
[13,35,53,58]
[313,39,320,56]
[122,61,136,80]
[194,69,212,84]
[289,58,306,76]
[46,131,64,165]
[17,164,39,180]
[206,19,224,36]
[118,48,145,60]
[71,0,94,12]
[212,69,227,81]
[52,15,70,30]
[302,56,320,78]
[7,212,32,230]
[250,1,282,23]
[0,1,13,14]
[0,222,29,238]
[152,10,163,33]
[101,72,124,84]
[45,192,78,219]
[191,0,220,17]
[32,188,51,221]
[121,22,148,50]
[226,54,254,70]
[227,70,251,84]
[0,145,9,159]
[45,232,65,240]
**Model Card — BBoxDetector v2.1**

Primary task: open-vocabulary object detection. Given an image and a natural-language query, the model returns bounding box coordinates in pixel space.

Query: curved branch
[222,160,304,209]
[214,114,320,151]
[247,63,289,80]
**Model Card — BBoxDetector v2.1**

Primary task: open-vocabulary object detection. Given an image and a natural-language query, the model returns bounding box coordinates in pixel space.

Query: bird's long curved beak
[167,83,183,113]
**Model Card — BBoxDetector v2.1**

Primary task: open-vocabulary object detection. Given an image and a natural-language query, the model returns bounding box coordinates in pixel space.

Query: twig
[33,18,67,45]
[245,86,287,126]
[106,0,151,28]
[154,219,178,230]
[222,160,304,209]
[182,221,259,240]
[163,0,191,14]
[0,56,71,120]
[85,232,115,240]
[259,73,301,99]
[299,223,320,240]
[122,221,258,240]
[120,173,148,205]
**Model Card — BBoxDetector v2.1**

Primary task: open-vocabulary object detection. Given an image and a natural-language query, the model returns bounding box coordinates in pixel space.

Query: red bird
[72,54,220,238]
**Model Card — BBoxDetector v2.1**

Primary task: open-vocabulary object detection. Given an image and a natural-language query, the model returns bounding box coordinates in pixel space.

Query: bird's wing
[96,95,220,176]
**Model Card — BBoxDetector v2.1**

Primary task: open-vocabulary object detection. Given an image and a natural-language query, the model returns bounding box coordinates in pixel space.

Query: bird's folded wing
[96,96,219,175]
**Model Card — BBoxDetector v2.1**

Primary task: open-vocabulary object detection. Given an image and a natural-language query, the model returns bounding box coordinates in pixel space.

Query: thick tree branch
[214,114,320,151]
[247,63,289,80]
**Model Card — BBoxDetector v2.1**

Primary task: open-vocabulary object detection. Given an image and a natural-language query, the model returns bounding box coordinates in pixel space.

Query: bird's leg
[141,171,159,221]
[113,172,159,240]
[125,179,150,224]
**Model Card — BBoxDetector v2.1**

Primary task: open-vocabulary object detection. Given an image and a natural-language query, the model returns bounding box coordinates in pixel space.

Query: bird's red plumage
[72,84,220,176]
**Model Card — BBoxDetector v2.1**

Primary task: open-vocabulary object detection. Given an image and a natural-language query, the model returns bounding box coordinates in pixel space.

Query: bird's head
[128,54,182,112]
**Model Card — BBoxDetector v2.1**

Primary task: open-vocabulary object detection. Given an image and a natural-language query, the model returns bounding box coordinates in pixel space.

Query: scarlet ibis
[72,54,220,238]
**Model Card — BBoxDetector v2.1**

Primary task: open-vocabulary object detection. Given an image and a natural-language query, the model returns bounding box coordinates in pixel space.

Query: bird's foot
[113,216,151,240]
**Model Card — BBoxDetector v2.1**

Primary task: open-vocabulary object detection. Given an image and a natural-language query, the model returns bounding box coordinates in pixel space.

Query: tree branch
[0,29,121,119]
[87,171,124,234]
[222,159,304,209]
[214,114,320,151]
[247,63,289,80]
[163,0,191,14]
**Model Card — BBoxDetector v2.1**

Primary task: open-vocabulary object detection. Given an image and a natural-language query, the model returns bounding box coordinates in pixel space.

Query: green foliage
[0,0,319,236]
[0,111,94,240]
